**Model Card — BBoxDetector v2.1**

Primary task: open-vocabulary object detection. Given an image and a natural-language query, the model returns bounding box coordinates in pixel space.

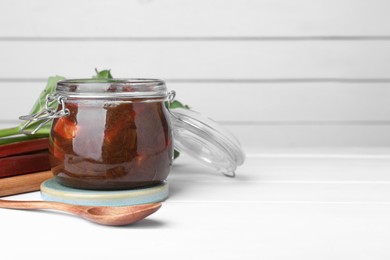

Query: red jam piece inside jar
[49,79,173,190]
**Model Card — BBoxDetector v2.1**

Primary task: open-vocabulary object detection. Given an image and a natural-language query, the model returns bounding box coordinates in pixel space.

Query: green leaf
[93,69,113,79]
[29,76,65,115]
[169,100,190,110]
[18,69,113,136]
[173,149,180,160]
[0,76,65,138]
[21,76,65,135]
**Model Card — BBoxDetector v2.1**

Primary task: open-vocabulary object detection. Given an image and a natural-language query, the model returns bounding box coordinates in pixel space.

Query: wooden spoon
[0,199,161,226]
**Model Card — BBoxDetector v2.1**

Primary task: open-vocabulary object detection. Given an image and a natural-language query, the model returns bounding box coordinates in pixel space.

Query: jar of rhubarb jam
[20,78,246,190]
[47,79,173,190]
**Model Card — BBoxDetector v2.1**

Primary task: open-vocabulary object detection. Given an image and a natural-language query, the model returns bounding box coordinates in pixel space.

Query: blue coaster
[40,178,169,206]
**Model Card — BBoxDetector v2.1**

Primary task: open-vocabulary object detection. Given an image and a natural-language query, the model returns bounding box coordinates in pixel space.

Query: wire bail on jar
[19,93,70,135]
[167,90,176,105]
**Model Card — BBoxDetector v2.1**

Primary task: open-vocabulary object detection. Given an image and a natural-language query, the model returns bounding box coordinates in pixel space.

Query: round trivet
[40,178,169,206]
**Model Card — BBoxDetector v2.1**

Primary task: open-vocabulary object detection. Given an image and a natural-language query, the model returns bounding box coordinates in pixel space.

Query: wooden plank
[174,154,390,183]
[0,0,389,37]
[0,171,53,197]
[172,82,390,122]
[226,124,390,149]
[0,41,389,79]
[1,82,390,123]
[168,180,390,202]
[169,156,390,203]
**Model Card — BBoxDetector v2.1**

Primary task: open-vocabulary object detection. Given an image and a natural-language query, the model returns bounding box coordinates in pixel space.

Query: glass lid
[169,108,245,177]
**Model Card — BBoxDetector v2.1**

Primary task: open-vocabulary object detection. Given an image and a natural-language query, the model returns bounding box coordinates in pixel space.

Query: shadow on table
[120,218,167,229]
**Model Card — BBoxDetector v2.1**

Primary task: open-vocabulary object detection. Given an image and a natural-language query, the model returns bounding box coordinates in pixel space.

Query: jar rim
[57,78,167,99]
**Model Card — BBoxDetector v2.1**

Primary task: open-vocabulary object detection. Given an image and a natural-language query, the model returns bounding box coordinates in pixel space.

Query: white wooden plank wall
[0,0,389,149]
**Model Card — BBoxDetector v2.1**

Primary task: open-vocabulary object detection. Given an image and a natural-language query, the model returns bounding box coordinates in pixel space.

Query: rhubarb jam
[49,79,173,190]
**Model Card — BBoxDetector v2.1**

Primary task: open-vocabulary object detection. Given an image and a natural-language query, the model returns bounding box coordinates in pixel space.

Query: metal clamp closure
[167,90,176,105]
[19,94,69,135]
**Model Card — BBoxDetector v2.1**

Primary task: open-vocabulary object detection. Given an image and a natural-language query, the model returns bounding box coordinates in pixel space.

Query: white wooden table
[2,142,390,260]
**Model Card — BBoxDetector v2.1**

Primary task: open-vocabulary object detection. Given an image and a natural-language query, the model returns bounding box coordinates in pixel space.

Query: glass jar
[20,78,246,190]
[46,79,173,190]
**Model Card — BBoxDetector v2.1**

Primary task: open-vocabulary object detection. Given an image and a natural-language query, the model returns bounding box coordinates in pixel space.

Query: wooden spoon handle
[0,199,83,214]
